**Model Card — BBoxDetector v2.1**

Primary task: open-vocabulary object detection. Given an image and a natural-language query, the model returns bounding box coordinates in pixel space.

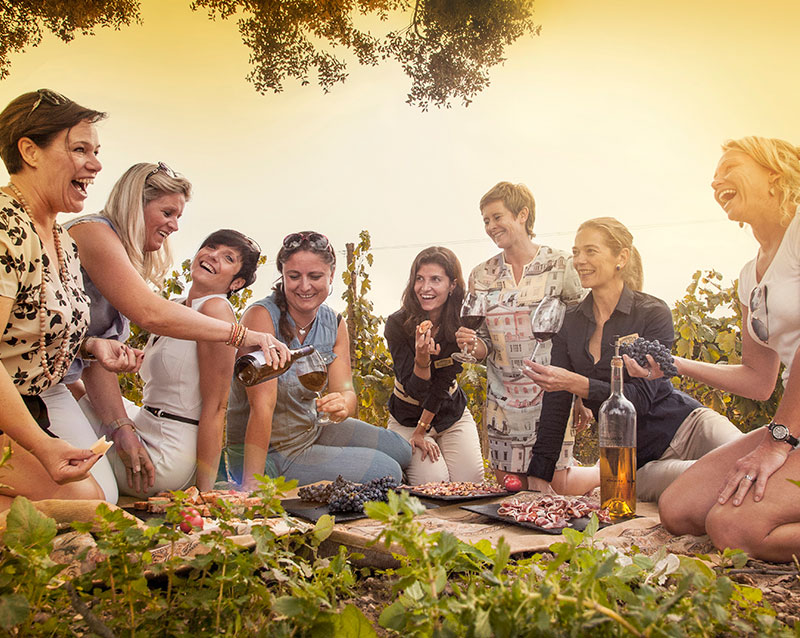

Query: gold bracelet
[105,417,135,436]
[417,419,432,432]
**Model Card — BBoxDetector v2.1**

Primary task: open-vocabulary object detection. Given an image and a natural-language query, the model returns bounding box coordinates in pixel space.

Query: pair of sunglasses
[749,284,769,343]
[145,161,179,181]
[27,89,70,118]
[282,232,333,254]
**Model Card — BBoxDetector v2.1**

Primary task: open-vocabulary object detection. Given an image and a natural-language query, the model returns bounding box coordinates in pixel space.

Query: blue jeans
[224,418,412,487]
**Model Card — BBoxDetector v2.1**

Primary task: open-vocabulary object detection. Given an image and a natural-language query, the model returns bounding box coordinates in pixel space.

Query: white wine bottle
[234,344,315,387]
[598,337,637,520]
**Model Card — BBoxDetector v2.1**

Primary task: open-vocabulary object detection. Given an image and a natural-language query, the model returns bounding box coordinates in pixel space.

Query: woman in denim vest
[225,231,411,489]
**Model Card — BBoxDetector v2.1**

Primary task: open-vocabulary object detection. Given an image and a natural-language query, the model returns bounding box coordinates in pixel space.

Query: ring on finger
[744,474,755,482]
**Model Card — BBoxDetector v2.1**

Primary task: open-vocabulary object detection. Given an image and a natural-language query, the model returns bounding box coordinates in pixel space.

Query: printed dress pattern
[0,192,90,395]
[469,246,584,473]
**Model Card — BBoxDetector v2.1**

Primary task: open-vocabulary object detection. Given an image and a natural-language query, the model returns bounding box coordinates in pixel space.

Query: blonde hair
[722,136,800,226]
[577,217,643,291]
[479,181,536,237]
[100,163,192,286]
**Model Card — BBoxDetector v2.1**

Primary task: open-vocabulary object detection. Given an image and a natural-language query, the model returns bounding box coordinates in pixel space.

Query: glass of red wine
[295,350,331,425]
[528,296,566,361]
[453,292,487,363]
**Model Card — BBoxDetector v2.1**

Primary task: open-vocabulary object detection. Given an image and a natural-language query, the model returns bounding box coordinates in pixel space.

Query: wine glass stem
[531,341,541,360]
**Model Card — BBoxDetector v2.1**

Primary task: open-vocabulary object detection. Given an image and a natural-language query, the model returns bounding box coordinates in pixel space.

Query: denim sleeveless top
[226,293,338,458]
[62,215,130,384]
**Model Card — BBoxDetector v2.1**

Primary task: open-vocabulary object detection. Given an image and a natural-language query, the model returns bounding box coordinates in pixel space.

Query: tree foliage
[671,269,783,431]
[0,0,140,81]
[191,0,540,109]
[0,0,540,111]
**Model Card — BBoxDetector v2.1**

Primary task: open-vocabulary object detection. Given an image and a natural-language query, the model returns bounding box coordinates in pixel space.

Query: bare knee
[658,485,705,536]
[706,507,759,556]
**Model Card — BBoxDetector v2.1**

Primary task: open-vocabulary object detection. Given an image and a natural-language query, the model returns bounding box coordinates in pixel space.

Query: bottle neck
[610,356,624,396]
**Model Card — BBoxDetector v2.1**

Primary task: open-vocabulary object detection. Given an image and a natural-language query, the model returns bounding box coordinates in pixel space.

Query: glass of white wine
[295,350,331,425]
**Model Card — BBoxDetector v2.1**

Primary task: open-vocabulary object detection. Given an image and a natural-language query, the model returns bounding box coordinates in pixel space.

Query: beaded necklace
[7,182,72,382]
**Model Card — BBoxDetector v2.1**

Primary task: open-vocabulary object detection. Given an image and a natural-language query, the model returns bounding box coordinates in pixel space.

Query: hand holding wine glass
[295,350,331,425]
[453,292,487,363]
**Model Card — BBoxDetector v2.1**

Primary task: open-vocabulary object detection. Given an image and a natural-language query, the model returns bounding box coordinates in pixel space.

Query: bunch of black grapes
[299,475,399,513]
[619,337,679,378]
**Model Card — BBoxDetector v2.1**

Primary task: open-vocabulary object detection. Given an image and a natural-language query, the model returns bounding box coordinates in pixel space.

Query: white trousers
[43,384,118,504]
[77,396,197,497]
[387,408,484,485]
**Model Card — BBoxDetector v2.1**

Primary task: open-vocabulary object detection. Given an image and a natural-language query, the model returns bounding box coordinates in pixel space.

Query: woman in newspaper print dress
[456,182,595,492]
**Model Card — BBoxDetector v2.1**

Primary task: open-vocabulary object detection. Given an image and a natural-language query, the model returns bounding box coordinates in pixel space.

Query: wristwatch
[768,421,800,448]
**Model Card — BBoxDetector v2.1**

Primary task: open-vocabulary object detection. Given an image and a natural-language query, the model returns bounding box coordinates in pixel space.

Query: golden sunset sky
[2,0,799,317]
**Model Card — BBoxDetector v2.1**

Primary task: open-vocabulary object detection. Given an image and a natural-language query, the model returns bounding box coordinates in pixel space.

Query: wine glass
[295,350,331,425]
[453,292,487,363]
[528,296,566,361]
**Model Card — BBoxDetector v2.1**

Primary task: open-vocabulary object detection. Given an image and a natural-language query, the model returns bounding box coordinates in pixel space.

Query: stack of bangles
[226,322,248,347]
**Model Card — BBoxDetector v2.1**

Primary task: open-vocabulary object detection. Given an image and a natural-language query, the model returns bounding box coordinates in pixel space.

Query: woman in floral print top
[0,90,140,508]
[455,182,597,493]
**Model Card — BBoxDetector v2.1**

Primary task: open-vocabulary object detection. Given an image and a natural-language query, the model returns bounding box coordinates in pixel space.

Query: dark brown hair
[400,246,465,340]
[0,89,107,174]
[199,229,262,297]
[272,231,336,343]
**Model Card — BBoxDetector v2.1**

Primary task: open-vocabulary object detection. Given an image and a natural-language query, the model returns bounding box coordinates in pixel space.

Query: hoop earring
[769,186,776,196]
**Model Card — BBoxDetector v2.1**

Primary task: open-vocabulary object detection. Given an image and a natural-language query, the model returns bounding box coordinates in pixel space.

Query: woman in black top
[524,218,741,500]
[385,247,484,485]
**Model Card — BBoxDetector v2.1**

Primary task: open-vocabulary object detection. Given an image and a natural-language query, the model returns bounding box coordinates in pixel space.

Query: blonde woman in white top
[643,137,800,562]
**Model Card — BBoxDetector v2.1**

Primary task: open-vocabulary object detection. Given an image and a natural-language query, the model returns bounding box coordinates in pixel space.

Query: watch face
[771,423,789,440]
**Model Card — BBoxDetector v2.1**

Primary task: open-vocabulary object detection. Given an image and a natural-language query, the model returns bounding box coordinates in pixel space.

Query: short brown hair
[479,181,536,237]
[0,89,107,174]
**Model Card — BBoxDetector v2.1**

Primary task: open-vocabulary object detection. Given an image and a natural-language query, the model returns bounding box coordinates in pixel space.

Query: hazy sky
[2,0,799,318]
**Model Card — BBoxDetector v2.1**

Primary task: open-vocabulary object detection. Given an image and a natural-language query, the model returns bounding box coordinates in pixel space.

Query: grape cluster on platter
[298,475,399,513]
[619,337,679,378]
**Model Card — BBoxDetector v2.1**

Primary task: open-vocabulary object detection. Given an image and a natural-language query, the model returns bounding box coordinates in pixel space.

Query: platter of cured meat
[399,481,511,502]
[461,494,616,534]
[123,486,262,522]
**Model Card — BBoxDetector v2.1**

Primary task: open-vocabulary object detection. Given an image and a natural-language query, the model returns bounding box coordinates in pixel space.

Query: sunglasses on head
[749,284,769,343]
[27,89,70,119]
[282,232,333,254]
[146,161,179,181]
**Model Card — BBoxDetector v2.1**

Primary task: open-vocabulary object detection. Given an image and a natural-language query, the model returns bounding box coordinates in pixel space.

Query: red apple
[179,508,204,533]
[503,474,523,492]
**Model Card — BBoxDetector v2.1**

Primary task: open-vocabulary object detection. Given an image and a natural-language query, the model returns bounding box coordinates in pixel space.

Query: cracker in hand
[90,435,114,456]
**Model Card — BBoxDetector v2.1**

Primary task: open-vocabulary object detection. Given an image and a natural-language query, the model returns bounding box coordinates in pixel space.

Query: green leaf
[0,594,28,630]
[314,514,334,542]
[379,600,408,630]
[273,595,306,617]
[3,497,56,549]
[334,604,379,637]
